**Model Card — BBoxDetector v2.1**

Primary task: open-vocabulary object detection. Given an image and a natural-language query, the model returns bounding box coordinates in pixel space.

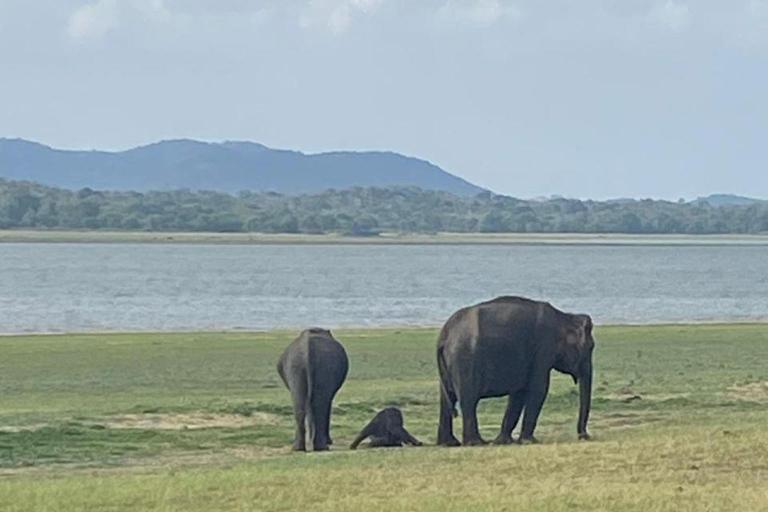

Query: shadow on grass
[0,422,287,469]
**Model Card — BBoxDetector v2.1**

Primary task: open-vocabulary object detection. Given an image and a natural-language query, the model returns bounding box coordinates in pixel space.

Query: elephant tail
[276,356,289,389]
[437,345,458,418]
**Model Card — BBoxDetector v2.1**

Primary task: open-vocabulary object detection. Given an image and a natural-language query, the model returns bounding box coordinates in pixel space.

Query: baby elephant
[350,407,422,449]
[277,328,349,452]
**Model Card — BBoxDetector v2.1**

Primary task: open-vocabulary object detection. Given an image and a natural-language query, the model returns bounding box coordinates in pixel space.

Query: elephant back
[305,329,349,390]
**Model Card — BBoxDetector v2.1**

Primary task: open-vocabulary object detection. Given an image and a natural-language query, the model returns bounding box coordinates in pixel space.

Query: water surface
[1,243,766,333]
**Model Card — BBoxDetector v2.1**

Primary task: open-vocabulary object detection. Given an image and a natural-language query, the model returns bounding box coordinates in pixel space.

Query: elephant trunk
[350,422,373,450]
[577,362,592,440]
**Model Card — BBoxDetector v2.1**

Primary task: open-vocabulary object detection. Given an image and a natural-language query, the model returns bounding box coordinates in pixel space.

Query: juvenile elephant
[350,407,422,449]
[437,296,595,446]
[277,328,349,452]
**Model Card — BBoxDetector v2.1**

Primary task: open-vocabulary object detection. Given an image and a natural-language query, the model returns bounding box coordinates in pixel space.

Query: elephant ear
[559,314,594,376]
[582,315,595,351]
[567,315,593,349]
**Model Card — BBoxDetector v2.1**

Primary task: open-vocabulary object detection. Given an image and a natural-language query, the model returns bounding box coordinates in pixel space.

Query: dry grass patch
[94,412,283,430]
[727,381,768,402]
[594,411,665,430]
[2,426,767,512]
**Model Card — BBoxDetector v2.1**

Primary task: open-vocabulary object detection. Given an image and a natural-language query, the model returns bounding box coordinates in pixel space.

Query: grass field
[1,325,767,511]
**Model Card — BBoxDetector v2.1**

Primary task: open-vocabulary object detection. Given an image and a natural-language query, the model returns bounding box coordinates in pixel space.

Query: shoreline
[2,230,768,246]
[2,320,767,337]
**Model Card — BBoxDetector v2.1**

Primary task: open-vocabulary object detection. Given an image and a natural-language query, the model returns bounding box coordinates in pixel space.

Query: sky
[0,0,767,200]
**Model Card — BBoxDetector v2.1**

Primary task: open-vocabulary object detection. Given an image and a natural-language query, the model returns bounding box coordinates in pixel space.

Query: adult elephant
[277,328,349,452]
[436,296,595,446]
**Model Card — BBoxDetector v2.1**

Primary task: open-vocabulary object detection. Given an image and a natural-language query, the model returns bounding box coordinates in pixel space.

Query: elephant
[350,407,422,449]
[277,328,349,452]
[436,296,595,447]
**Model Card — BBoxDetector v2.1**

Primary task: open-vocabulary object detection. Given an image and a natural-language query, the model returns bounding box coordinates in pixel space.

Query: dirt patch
[0,412,282,434]
[111,445,290,471]
[602,393,690,403]
[596,411,664,429]
[0,423,49,433]
[728,382,768,402]
[93,412,282,430]
[0,445,290,479]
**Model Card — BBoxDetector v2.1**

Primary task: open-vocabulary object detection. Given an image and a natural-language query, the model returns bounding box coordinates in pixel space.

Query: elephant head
[555,314,595,440]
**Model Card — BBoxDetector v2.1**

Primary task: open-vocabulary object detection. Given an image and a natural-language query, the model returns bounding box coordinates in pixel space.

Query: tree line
[1,178,767,235]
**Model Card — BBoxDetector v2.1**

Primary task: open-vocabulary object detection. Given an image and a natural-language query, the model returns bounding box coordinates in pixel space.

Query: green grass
[1,325,767,511]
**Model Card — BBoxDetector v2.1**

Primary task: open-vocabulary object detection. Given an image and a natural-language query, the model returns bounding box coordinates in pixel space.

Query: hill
[692,194,765,206]
[0,138,484,196]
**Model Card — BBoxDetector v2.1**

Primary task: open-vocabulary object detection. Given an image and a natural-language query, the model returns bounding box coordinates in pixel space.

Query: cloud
[299,0,385,34]
[650,1,691,33]
[67,0,177,41]
[66,0,274,42]
[68,0,120,41]
[726,0,768,47]
[437,0,521,27]
[132,0,175,25]
[746,0,768,20]
[327,5,353,33]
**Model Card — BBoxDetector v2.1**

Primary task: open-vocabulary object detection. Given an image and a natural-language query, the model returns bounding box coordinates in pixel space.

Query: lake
[0,243,766,334]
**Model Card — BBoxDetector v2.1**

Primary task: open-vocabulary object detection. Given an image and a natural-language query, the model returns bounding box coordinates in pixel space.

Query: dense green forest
[1,178,767,234]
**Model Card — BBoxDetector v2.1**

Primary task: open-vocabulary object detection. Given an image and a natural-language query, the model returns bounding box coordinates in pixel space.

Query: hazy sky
[1,1,767,199]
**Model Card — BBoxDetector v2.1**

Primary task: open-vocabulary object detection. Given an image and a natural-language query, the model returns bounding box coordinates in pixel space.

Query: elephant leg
[495,390,526,445]
[399,427,422,447]
[310,395,332,452]
[460,397,486,446]
[307,408,317,450]
[321,396,335,447]
[437,389,460,446]
[519,371,551,443]
[289,376,308,452]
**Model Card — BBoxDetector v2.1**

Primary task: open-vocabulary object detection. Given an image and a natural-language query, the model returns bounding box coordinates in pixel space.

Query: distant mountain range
[692,194,765,206]
[535,194,765,206]
[0,138,484,196]
[2,138,765,204]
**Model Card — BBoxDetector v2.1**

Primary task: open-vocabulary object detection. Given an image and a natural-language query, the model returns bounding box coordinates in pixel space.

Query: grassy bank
[1,325,767,511]
[1,230,768,245]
